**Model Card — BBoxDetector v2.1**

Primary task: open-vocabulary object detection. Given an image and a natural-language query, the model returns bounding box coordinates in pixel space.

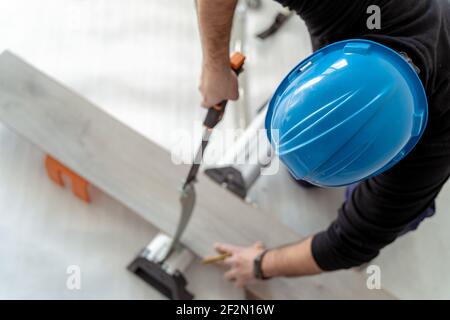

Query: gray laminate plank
[0,123,243,299]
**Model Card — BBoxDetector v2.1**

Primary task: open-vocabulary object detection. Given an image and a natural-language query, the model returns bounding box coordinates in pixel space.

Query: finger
[201,97,222,108]
[222,255,237,267]
[229,73,240,101]
[204,257,228,268]
[201,99,211,108]
[254,241,265,249]
[214,243,241,255]
[235,279,246,289]
[224,269,238,281]
[230,89,239,101]
[213,260,228,268]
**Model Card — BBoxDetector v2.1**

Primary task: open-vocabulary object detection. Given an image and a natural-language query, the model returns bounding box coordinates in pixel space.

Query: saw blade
[162,182,196,261]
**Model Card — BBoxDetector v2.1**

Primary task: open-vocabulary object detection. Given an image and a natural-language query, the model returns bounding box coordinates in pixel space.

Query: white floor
[0,0,449,299]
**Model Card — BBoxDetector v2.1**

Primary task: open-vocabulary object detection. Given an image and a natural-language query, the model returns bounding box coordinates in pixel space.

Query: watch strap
[253,249,270,280]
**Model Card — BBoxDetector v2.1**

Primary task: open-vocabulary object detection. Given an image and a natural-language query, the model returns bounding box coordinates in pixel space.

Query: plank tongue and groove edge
[0,50,394,299]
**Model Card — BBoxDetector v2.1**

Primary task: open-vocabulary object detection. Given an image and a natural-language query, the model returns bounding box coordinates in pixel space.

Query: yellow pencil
[202,253,232,264]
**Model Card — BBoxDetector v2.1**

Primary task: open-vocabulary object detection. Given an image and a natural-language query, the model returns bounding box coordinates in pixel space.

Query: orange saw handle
[203,52,246,129]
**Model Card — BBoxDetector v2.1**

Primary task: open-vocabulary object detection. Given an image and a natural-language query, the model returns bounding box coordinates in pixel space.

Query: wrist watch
[253,249,270,280]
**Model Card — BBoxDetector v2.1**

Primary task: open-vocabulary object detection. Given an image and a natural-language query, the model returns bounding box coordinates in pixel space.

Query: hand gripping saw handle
[162,52,246,261]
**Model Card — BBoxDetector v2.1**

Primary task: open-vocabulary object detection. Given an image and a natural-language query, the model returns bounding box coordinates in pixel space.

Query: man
[198,0,450,288]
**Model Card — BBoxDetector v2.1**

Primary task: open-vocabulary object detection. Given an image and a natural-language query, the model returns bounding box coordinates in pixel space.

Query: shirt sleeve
[311,138,450,271]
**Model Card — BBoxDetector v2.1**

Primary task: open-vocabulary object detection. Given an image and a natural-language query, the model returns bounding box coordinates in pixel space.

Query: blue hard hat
[266,39,428,187]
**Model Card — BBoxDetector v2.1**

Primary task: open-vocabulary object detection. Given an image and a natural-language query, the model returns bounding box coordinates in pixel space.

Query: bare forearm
[196,0,238,69]
[262,236,322,278]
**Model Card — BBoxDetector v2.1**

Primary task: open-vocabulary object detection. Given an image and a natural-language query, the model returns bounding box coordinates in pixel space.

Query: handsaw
[162,52,246,261]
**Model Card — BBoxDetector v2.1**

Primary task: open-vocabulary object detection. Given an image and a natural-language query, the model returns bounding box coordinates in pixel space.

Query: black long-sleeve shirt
[274,0,450,270]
